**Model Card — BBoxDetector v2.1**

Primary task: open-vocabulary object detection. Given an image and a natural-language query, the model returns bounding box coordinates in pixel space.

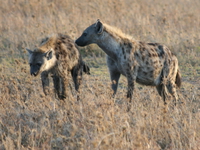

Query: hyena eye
[83,33,87,36]
[36,63,42,67]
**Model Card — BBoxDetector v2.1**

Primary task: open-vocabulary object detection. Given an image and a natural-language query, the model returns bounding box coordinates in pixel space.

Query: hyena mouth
[31,72,39,77]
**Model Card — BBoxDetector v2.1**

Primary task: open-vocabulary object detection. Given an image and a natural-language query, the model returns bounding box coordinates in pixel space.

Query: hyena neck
[45,55,57,70]
[97,33,121,61]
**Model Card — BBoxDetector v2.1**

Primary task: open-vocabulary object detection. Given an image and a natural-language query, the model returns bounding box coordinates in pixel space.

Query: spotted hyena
[75,19,181,105]
[26,33,90,100]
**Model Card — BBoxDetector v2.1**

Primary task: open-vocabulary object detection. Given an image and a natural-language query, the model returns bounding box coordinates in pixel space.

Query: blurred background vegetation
[0,0,200,78]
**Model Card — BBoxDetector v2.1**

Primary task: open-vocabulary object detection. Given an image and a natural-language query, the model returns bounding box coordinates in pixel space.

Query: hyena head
[75,19,104,47]
[26,48,56,76]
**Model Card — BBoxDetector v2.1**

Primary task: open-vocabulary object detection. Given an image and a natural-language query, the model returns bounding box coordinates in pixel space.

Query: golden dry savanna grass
[0,0,200,149]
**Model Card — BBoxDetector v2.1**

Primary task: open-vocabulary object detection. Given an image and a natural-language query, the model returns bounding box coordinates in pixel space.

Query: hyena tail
[83,61,90,75]
[175,69,181,88]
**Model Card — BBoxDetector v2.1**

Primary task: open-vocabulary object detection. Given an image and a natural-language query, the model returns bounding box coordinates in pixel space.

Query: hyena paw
[58,95,66,100]
[43,88,50,95]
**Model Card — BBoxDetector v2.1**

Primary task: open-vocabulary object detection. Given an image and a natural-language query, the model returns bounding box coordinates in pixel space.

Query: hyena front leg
[41,71,50,95]
[107,56,121,97]
[52,75,63,99]
[60,76,68,100]
[72,68,82,92]
[52,74,67,100]
[126,64,137,103]
[110,71,121,96]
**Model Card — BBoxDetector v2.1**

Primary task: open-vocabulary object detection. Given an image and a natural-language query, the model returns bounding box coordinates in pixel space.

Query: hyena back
[27,33,90,100]
[75,19,181,105]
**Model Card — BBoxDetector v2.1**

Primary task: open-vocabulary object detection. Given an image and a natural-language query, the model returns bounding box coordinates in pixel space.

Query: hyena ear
[45,48,53,60]
[95,19,104,34]
[26,48,33,55]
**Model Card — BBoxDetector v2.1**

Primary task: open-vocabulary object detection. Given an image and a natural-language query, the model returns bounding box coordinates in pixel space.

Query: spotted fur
[75,19,181,105]
[26,33,90,100]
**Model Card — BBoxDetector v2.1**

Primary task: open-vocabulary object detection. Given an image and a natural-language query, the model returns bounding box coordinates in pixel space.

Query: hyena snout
[75,38,85,47]
[30,64,42,76]
[75,34,90,47]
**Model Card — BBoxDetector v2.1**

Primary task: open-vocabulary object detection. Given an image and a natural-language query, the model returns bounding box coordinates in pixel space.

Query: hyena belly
[135,57,164,86]
[136,65,163,86]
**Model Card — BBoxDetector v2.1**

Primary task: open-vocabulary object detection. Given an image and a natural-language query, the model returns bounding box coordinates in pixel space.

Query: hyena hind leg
[167,81,179,105]
[127,77,135,104]
[156,82,178,106]
[126,78,135,112]
[156,84,167,105]
[71,67,83,101]
[72,68,82,91]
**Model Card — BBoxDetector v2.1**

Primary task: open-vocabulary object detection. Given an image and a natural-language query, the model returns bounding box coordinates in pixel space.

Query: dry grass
[0,0,200,149]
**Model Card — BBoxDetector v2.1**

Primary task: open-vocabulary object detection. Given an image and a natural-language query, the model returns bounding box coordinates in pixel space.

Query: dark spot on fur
[139,41,145,46]
[149,73,154,78]
[127,43,132,49]
[126,68,130,74]
[143,71,148,75]
[158,45,165,58]
[142,55,145,61]
[122,47,125,55]
[148,43,159,46]
[158,45,163,50]
[138,67,142,73]
[152,53,158,57]
[126,48,130,54]
[150,48,155,52]
[146,66,152,71]
[133,65,137,71]
[134,53,139,57]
